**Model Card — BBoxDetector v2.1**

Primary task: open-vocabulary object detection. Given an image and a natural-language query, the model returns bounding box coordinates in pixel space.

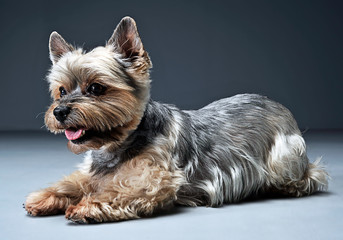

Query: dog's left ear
[107,17,152,74]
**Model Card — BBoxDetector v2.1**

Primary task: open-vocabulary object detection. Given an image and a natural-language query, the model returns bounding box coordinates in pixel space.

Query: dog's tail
[295,158,329,196]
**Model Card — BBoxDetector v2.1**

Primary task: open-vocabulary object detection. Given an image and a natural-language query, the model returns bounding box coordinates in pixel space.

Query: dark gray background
[1,0,342,131]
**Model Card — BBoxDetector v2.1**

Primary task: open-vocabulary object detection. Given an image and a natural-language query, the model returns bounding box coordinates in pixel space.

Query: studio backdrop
[1,0,342,131]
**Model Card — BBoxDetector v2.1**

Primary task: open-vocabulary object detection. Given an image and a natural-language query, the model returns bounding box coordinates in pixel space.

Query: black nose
[53,106,71,122]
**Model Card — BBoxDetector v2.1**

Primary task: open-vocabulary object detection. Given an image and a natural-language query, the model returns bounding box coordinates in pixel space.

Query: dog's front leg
[65,156,184,223]
[25,171,91,216]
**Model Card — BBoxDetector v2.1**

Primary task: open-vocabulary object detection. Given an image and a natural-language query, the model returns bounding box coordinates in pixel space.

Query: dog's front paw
[65,199,106,224]
[25,189,65,216]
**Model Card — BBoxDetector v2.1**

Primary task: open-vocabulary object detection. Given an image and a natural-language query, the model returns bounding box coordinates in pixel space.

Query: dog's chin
[67,140,97,154]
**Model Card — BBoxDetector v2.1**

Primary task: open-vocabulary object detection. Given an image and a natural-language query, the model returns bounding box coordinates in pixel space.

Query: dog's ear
[49,31,74,64]
[107,17,151,73]
[108,17,144,58]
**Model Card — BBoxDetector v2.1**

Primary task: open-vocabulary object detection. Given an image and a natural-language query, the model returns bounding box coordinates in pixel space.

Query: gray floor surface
[0,131,342,240]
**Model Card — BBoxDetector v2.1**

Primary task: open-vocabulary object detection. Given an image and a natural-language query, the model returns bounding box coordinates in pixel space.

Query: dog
[25,16,328,223]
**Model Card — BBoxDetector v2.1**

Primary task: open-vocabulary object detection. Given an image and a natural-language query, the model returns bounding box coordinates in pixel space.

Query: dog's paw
[25,190,64,216]
[65,199,104,224]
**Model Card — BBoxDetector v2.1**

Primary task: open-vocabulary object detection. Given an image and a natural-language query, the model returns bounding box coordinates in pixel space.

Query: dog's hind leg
[265,133,328,197]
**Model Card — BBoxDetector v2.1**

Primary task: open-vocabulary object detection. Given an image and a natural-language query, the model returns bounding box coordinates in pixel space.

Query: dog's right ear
[49,32,74,64]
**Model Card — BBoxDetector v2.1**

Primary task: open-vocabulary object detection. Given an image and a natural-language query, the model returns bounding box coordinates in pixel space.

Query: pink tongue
[65,128,84,141]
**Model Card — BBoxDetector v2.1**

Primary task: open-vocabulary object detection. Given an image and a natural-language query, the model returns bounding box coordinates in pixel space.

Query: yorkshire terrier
[25,16,328,223]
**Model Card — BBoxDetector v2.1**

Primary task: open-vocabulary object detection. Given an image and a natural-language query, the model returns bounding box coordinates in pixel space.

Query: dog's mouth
[65,128,90,144]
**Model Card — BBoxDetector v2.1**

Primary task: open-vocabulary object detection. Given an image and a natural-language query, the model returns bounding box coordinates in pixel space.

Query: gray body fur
[175,94,298,206]
[89,93,327,207]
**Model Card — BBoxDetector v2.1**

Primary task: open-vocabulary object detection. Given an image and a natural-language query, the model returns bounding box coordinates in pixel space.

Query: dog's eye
[59,87,67,97]
[87,83,105,96]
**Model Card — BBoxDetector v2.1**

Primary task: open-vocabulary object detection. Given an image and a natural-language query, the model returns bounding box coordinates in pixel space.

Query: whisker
[35,112,45,119]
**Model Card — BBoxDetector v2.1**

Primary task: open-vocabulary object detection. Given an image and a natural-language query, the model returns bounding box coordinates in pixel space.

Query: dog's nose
[53,106,71,123]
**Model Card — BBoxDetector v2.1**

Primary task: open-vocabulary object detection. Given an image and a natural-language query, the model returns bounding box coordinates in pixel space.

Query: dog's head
[45,17,152,154]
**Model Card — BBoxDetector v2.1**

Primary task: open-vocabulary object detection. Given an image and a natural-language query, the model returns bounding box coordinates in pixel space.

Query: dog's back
[168,94,328,206]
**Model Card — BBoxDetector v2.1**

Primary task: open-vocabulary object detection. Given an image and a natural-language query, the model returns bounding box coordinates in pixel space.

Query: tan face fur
[45,17,152,154]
